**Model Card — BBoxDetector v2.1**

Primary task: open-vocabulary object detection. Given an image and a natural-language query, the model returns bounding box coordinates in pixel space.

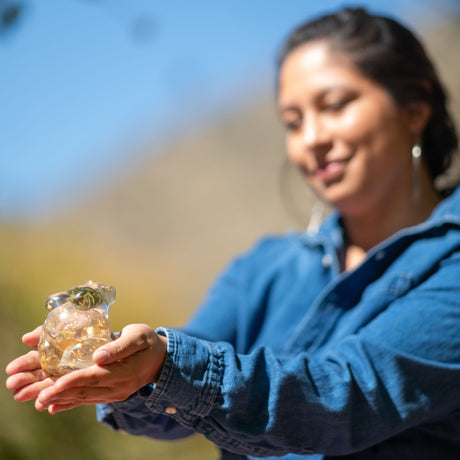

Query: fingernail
[49,405,61,415]
[93,349,109,364]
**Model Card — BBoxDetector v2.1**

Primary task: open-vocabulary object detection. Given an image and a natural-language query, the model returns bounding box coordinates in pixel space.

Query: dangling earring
[412,143,422,203]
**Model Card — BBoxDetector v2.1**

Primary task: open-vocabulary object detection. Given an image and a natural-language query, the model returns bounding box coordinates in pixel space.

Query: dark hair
[277,7,458,186]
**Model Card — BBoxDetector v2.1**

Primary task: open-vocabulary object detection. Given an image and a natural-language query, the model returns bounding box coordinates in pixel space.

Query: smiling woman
[277,7,457,268]
[278,39,439,265]
[6,6,460,460]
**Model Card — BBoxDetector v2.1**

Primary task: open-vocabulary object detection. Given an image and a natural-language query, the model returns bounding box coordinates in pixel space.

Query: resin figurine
[39,281,116,376]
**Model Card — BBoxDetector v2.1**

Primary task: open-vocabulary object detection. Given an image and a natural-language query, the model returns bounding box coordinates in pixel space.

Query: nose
[302,112,332,154]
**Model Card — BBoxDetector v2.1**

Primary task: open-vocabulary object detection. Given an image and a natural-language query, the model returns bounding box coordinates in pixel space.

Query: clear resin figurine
[39,281,116,376]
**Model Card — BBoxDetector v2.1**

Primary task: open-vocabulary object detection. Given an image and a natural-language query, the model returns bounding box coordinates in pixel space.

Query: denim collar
[302,186,460,258]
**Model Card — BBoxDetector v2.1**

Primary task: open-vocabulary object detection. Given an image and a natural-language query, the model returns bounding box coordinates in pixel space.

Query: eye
[324,99,350,111]
[283,118,302,132]
[279,107,303,133]
[322,92,358,112]
[280,113,302,132]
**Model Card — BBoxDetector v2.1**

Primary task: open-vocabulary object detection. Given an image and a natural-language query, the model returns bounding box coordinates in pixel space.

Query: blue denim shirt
[98,187,460,459]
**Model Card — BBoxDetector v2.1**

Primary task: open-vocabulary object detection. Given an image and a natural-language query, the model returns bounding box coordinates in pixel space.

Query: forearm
[97,392,194,440]
[130,328,460,457]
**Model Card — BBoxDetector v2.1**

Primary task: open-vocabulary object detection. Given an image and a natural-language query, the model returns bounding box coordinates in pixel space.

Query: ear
[405,100,432,136]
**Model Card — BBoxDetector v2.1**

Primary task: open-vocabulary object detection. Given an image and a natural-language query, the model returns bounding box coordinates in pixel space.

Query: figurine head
[45,281,116,312]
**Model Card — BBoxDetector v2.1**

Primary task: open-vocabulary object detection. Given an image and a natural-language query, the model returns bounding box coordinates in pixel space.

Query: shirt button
[375,251,385,261]
[165,406,177,415]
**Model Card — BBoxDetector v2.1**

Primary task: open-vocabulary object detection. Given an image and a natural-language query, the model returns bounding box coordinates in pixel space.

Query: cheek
[337,91,404,143]
[346,114,412,168]
[285,135,313,171]
[336,107,384,145]
[285,136,301,166]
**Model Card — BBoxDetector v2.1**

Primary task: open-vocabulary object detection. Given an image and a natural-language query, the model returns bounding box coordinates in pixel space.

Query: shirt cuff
[144,327,224,423]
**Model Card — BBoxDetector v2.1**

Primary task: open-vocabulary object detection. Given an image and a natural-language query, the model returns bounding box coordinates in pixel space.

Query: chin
[321,188,367,216]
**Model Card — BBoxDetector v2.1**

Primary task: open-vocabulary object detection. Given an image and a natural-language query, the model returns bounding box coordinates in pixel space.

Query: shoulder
[237,231,310,266]
[215,231,314,286]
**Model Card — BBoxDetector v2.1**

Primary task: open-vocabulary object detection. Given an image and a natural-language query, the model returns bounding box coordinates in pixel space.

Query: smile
[314,160,348,183]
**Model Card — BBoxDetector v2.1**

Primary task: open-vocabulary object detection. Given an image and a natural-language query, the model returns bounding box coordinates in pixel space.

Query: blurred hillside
[53,96,306,323]
[1,15,460,460]
[15,15,459,329]
[1,90,311,460]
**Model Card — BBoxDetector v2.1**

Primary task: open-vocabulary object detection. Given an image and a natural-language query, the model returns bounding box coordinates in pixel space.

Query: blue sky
[1,0,455,221]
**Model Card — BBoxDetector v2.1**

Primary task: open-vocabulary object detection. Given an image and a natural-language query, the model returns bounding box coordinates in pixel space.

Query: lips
[314,160,348,183]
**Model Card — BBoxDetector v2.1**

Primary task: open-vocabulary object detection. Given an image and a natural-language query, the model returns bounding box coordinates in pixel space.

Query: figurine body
[39,281,115,376]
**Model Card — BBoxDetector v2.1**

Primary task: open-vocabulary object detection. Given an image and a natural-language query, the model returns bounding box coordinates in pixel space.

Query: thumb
[93,324,155,365]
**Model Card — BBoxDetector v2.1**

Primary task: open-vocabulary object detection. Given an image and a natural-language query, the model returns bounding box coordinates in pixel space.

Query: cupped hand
[33,324,167,414]
[5,326,58,402]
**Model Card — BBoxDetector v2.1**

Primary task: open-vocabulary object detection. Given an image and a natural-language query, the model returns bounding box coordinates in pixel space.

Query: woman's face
[278,40,419,217]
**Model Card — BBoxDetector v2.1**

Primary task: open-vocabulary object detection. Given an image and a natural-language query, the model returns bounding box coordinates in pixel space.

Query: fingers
[6,350,41,376]
[7,323,167,415]
[37,385,113,410]
[93,324,155,365]
[51,365,108,392]
[22,326,42,348]
[14,375,57,402]
[41,360,137,398]
[6,349,56,403]
[36,365,132,411]
[6,367,48,391]
[36,339,162,409]
[48,403,84,415]
[5,327,43,376]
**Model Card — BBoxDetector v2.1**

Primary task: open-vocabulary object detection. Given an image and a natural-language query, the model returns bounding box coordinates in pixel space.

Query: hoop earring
[412,143,422,203]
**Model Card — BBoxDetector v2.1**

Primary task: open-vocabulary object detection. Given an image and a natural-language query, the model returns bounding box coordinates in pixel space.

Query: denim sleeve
[121,254,460,457]
[96,390,194,440]
[96,237,282,441]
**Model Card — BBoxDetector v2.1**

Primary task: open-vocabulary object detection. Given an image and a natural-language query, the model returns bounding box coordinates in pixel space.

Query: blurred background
[1,0,459,458]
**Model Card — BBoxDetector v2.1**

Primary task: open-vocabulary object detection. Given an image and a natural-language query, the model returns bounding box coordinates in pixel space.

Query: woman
[6,7,460,459]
